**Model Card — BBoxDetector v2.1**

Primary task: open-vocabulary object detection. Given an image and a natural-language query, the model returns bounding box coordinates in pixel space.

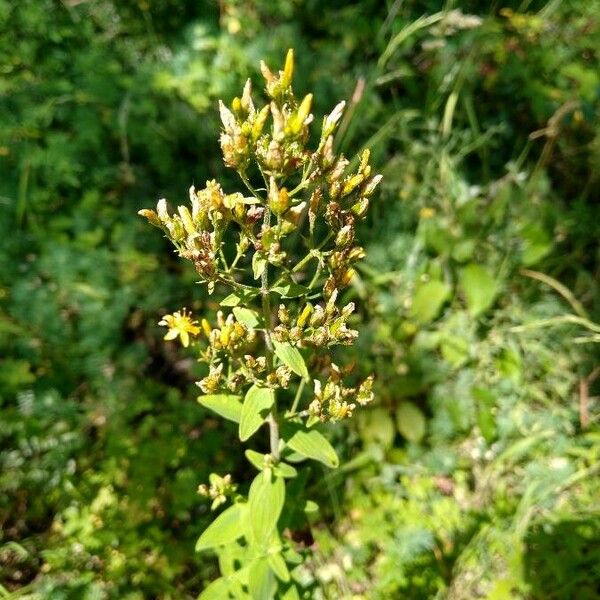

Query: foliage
[1,0,598,598]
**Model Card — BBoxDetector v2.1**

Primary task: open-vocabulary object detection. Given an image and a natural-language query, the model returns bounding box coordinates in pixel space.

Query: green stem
[261,206,280,460]
[239,172,263,200]
[289,378,306,416]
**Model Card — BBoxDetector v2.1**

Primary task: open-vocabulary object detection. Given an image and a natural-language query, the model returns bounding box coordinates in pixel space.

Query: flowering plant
[139,49,380,598]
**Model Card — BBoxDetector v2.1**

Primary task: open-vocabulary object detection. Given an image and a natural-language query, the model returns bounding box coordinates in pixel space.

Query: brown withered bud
[325,202,344,230]
[308,188,323,232]
[246,204,265,226]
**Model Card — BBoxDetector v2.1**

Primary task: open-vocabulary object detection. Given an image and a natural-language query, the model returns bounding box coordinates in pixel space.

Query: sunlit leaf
[240,385,275,442]
[285,429,339,468]
[273,341,308,379]
[198,394,243,423]
[459,264,498,316]
[248,471,285,546]
[410,280,451,323]
[196,503,246,552]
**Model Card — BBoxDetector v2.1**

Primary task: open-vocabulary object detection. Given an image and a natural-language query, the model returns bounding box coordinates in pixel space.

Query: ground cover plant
[1,1,599,598]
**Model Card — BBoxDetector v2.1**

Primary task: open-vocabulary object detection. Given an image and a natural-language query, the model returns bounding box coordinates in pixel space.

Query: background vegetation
[1,0,598,598]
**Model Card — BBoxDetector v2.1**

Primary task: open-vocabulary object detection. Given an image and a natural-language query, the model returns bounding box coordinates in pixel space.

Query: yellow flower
[159,308,200,347]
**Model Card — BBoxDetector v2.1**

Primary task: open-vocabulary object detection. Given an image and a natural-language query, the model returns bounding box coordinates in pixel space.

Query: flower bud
[252,105,270,140]
[278,304,290,325]
[341,302,355,319]
[335,225,353,248]
[348,246,366,262]
[342,174,364,197]
[297,303,313,328]
[340,268,355,287]
[241,79,254,114]
[271,103,284,139]
[167,215,185,241]
[138,209,162,228]
[351,197,369,218]
[201,319,212,337]
[237,234,251,254]
[268,177,290,215]
[282,48,294,87]
[309,305,325,327]
[178,205,196,235]
[322,101,345,138]
[363,174,383,197]
[359,149,370,172]
[231,97,242,114]
[156,198,170,223]
[218,100,237,132]
[289,93,312,134]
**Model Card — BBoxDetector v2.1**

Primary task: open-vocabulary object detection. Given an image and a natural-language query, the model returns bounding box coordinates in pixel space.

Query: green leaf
[396,402,426,443]
[280,584,301,600]
[239,385,275,442]
[274,462,298,479]
[520,223,552,266]
[440,335,470,368]
[198,394,243,423]
[196,503,246,552]
[273,341,308,379]
[410,280,451,323]
[221,289,259,307]
[252,253,267,279]
[246,451,297,478]
[286,429,339,468]
[357,408,395,450]
[268,552,290,582]
[248,557,276,600]
[304,500,319,513]
[459,264,498,317]
[199,576,230,600]
[220,293,242,307]
[271,282,310,298]
[245,449,267,471]
[472,387,497,443]
[233,306,260,328]
[248,471,285,546]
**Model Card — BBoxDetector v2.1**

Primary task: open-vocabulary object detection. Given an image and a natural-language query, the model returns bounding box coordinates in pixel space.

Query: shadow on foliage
[524,518,600,599]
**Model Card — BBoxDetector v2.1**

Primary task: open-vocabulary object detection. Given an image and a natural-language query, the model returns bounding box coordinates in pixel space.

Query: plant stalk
[261,206,280,460]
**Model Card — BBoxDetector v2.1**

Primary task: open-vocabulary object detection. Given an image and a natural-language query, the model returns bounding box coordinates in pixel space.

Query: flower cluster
[308,369,374,423]
[141,49,379,419]
[197,473,237,511]
[274,289,358,348]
